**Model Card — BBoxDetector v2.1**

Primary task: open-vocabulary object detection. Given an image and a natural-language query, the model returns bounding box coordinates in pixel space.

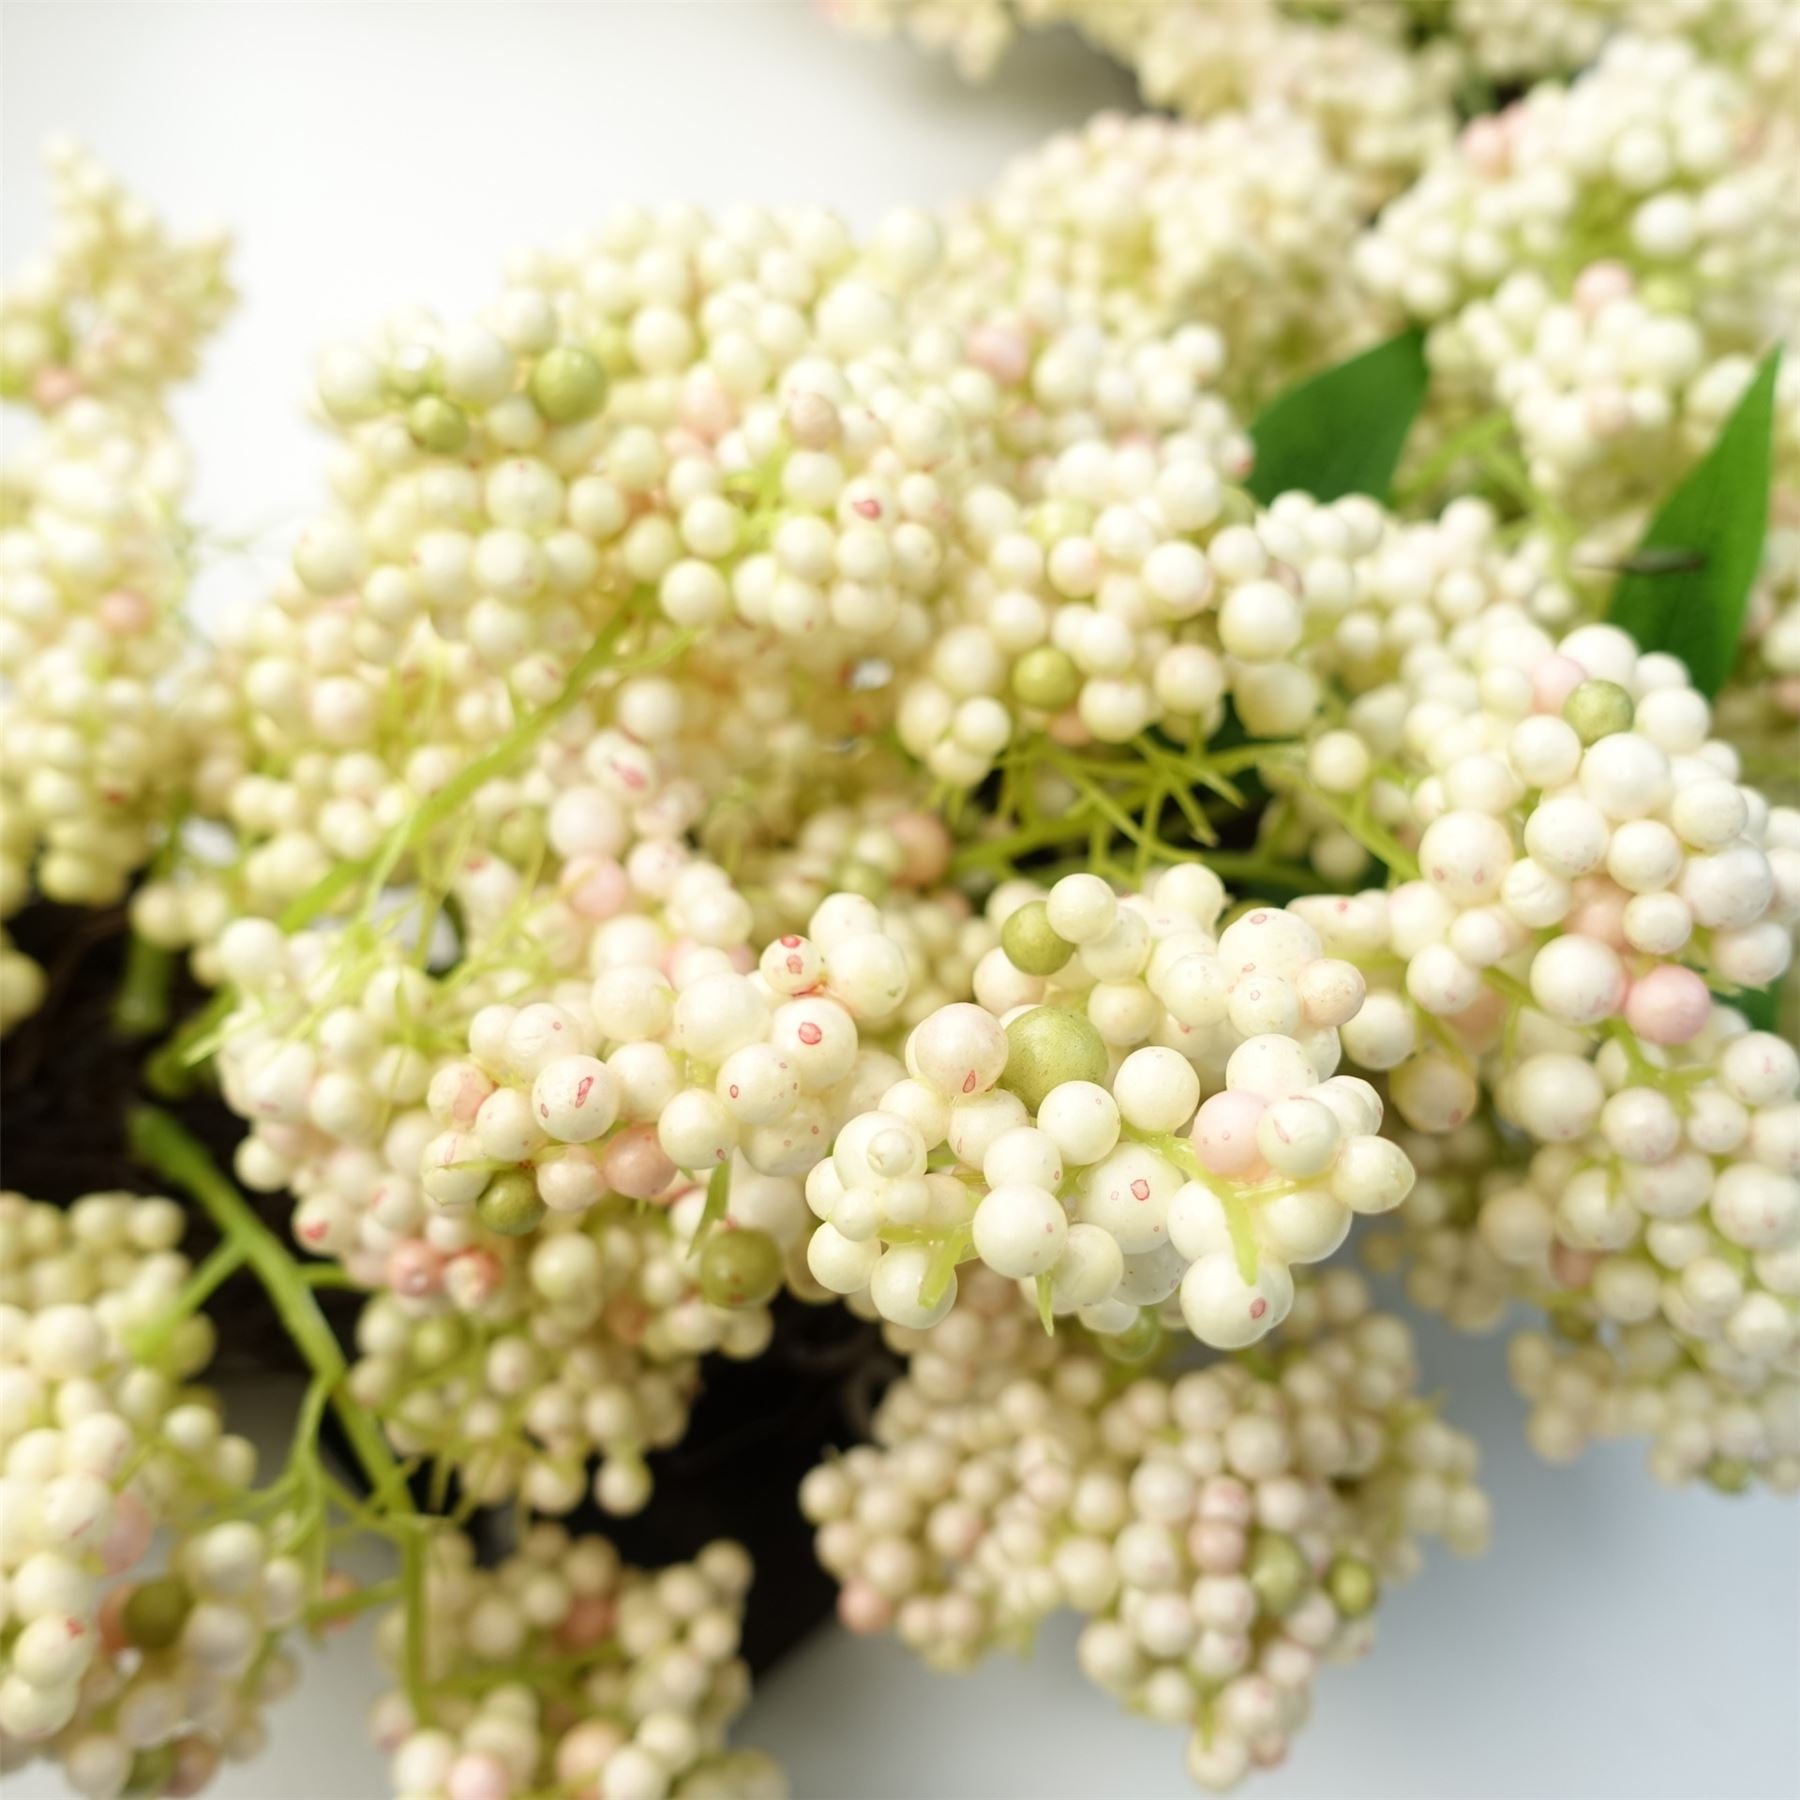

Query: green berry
[1002,900,1074,976]
[410,1314,469,1372]
[531,344,607,424]
[477,1169,546,1237]
[407,395,469,455]
[1549,1309,1597,1345]
[123,1573,192,1651]
[125,1745,178,1798]
[1704,1455,1753,1495]
[835,860,889,903]
[1248,1532,1309,1617]
[1325,1554,1378,1619]
[1562,678,1635,745]
[1000,1006,1109,1111]
[1010,646,1080,712]
[496,812,547,868]
[698,1227,784,1310]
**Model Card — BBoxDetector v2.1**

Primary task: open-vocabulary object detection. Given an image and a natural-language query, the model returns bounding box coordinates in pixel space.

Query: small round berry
[1562,679,1634,745]
[698,1229,784,1310]
[477,1169,547,1237]
[1001,901,1074,977]
[531,344,607,423]
[1000,1007,1110,1112]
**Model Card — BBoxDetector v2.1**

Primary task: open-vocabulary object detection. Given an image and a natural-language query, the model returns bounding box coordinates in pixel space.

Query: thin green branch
[127,1106,407,1509]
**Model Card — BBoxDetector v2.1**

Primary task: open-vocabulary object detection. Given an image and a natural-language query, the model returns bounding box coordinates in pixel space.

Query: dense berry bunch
[0,149,232,1034]
[7,0,1800,1782]
[834,0,1460,202]
[1357,35,1800,518]
[0,1192,297,1797]
[0,140,231,407]
[371,1528,781,1800]
[807,867,1412,1348]
[803,1269,1487,1790]
[926,110,1377,410]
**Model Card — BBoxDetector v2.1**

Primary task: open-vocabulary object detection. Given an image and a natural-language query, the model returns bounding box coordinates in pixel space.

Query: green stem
[288,603,642,931]
[147,601,645,1088]
[1393,412,1512,507]
[401,1519,434,1725]
[126,1237,248,1363]
[305,1576,402,1629]
[127,1106,407,1509]
[114,933,176,1039]
[1137,1131,1259,1285]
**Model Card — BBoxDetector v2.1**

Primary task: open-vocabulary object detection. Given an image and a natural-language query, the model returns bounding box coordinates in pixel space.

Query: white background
[3,5,1798,1797]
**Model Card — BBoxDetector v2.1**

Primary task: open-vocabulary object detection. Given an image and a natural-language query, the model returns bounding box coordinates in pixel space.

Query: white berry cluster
[371,1527,782,1800]
[0,148,233,1034]
[205,886,944,1511]
[1281,607,1800,1478]
[0,1192,307,1799]
[1509,1318,1800,1490]
[418,888,917,1217]
[802,1268,1487,1791]
[1356,34,1800,519]
[345,1175,786,1518]
[834,0,1461,204]
[927,109,1378,410]
[1440,0,1800,100]
[803,866,1419,1350]
[1476,1016,1800,1428]
[0,139,231,408]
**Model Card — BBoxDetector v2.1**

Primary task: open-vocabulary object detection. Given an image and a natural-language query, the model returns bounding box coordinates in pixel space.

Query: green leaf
[1732,982,1781,1033]
[1607,346,1781,697]
[1246,328,1429,506]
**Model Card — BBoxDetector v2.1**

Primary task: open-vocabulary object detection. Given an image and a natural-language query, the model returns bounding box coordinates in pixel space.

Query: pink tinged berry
[1192,1091,1270,1179]
[447,1248,504,1306]
[1567,879,1631,950]
[1531,654,1587,714]
[98,1588,132,1654]
[386,1240,444,1298]
[603,1125,677,1200]
[557,1593,617,1651]
[166,1739,222,1799]
[448,1751,514,1800]
[1550,1243,1601,1289]
[888,810,952,887]
[101,1491,153,1574]
[1574,260,1634,315]
[1625,964,1712,1045]
[838,1580,892,1635]
[99,589,152,634]
[565,856,630,921]
[319,1571,360,1635]
[32,367,80,409]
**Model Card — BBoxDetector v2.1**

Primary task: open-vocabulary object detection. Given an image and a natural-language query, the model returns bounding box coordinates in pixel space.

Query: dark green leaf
[1246,328,1429,506]
[1607,346,1781,697]
[1733,983,1781,1033]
